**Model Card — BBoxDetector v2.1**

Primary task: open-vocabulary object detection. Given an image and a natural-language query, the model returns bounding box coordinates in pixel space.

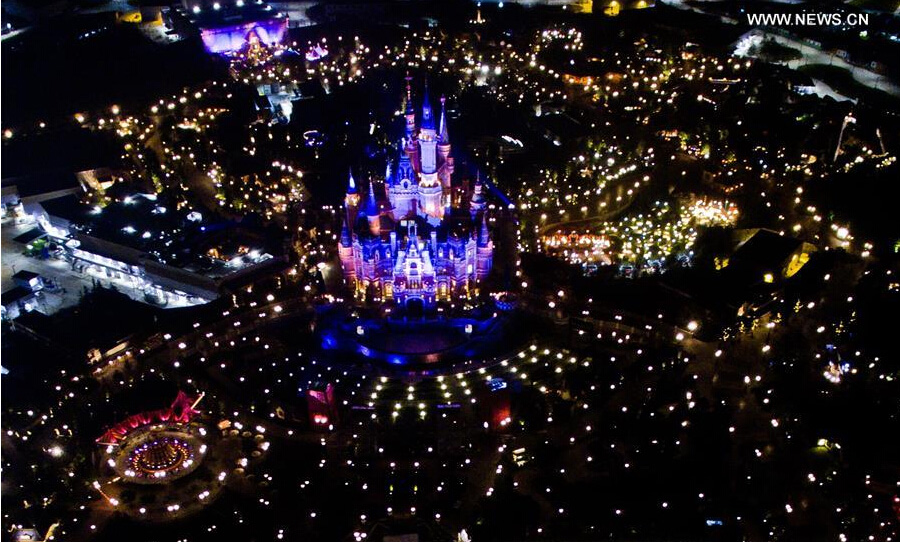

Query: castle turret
[338,219,357,284]
[364,180,381,236]
[339,172,359,283]
[476,212,493,280]
[470,172,486,217]
[404,74,416,140]
[419,180,443,220]
[345,168,359,210]
[438,96,451,150]
[390,151,418,219]
[421,80,436,132]
[437,95,454,188]
[397,148,414,184]
[418,81,438,175]
[478,212,490,246]
[416,81,441,218]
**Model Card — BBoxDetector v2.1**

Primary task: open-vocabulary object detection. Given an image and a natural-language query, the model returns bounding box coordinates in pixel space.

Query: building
[338,80,493,309]
[12,270,44,291]
[719,228,816,284]
[1,171,84,220]
[22,193,281,307]
[1,271,47,321]
[12,528,46,542]
[166,1,288,54]
[576,0,655,15]
[1,287,38,321]
[305,383,338,428]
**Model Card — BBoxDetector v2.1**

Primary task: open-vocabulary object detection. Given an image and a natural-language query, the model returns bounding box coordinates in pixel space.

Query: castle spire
[343,169,360,237]
[404,72,414,114]
[364,180,381,236]
[365,180,379,215]
[345,168,360,213]
[478,212,490,245]
[404,72,416,139]
[471,171,486,213]
[421,77,435,131]
[347,168,357,193]
[439,95,450,143]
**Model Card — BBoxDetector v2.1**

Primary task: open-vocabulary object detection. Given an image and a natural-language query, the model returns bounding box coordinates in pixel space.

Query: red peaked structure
[96,391,203,446]
[307,383,337,428]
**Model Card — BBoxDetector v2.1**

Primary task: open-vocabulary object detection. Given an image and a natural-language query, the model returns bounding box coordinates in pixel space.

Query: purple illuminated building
[169,1,287,54]
[200,18,286,53]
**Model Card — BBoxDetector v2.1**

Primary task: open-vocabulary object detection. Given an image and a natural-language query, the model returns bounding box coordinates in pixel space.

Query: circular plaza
[109,423,206,485]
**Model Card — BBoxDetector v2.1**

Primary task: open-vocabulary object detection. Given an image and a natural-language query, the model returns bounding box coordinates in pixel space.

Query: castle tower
[390,151,418,220]
[470,172,486,217]
[416,81,442,220]
[339,169,360,285]
[338,221,356,282]
[344,168,360,244]
[418,81,438,175]
[438,96,452,160]
[476,213,493,280]
[437,96,454,189]
[419,180,444,220]
[404,73,416,141]
[345,168,359,210]
[364,180,381,236]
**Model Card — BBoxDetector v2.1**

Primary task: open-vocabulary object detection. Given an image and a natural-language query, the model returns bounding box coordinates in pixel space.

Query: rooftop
[728,229,805,273]
[11,270,41,281]
[36,192,277,282]
[36,194,85,223]
[1,170,82,199]
[1,286,36,306]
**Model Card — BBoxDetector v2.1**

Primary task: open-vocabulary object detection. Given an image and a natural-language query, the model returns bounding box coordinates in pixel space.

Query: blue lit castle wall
[338,80,493,307]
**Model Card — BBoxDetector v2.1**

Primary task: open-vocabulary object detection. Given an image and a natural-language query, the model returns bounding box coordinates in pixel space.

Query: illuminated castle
[338,80,493,307]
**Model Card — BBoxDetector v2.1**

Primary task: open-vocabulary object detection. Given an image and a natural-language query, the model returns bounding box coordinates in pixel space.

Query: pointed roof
[421,78,435,131]
[471,173,486,205]
[347,168,357,194]
[404,72,415,115]
[478,212,490,245]
[438,95,450,143]
[364,180,379,216]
